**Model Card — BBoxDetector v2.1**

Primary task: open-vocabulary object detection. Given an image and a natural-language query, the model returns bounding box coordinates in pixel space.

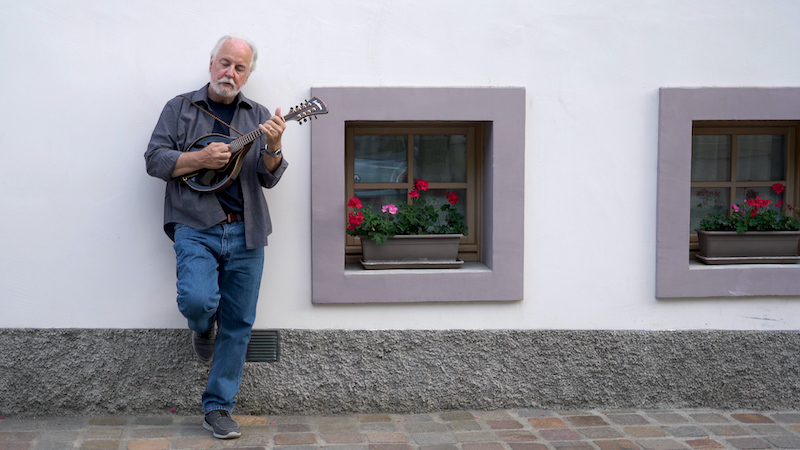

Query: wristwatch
[265,145,282,158]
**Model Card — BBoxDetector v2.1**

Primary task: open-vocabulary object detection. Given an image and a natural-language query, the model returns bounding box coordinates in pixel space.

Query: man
[145,35,287,439]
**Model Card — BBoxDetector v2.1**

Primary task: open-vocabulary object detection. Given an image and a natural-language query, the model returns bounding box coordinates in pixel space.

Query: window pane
[426,188,467,218]
[690,187,730,232]
[691,135,731,182]
[354,135,408,183]
[736,135,786,181]
[354,189,407,209]
[414,135,467,183]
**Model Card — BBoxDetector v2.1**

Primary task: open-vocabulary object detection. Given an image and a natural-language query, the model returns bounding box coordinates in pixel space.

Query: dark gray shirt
[145,85,288,249]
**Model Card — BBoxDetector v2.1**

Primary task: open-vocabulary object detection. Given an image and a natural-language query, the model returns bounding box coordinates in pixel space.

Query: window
[345,122,483,263]
[656,87,800,298]
[689,122,799,251]
[309,87,525,304]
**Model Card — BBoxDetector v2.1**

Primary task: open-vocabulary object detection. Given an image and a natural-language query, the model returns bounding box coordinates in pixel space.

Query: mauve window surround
[310,87,525,304]
[657,87,800,298]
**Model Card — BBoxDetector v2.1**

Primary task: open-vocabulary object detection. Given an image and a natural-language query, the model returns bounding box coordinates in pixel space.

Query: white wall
[3,0,800,330]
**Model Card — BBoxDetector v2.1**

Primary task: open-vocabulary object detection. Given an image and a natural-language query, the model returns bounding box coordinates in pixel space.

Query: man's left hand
[260,108,285,151]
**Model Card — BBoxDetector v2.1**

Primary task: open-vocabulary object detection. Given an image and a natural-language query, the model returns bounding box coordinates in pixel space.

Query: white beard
[210,77,240,99]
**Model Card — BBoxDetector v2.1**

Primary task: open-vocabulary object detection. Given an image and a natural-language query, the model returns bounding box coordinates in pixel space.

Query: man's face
[208,39,252,102]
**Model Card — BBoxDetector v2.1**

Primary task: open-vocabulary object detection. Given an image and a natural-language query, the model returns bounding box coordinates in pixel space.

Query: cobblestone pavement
[3,409,800,449]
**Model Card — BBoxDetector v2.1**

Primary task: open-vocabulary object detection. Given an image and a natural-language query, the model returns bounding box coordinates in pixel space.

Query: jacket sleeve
[256,149,289,189]
[144,99,183,182]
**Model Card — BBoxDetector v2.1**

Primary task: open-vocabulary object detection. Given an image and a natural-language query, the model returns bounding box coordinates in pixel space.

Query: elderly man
[145,35,287,439]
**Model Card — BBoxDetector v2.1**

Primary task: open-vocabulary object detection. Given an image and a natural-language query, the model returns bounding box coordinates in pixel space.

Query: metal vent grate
[246,330,280,362]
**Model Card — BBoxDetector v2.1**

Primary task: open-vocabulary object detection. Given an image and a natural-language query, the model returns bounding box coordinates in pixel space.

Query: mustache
[215,77,236,88]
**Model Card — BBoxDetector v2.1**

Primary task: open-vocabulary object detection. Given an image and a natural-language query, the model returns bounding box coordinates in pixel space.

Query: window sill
[345,261,492,275]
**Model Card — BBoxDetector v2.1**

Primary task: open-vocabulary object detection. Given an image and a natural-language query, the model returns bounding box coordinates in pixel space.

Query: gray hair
[210,35,258,73]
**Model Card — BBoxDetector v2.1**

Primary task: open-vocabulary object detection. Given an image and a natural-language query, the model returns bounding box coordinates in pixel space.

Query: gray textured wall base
[1,329,799,417]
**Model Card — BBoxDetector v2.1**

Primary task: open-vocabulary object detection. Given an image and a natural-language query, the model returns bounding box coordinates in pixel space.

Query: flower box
[360,234,463,270]
[695,229,800,265]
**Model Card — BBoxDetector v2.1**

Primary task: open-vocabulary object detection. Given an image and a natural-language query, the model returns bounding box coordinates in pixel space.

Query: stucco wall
[3,1,800,331]
[2,329,799,417]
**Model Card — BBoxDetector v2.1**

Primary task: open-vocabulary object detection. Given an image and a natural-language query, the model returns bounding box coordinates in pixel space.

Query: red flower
[347,211,364,230]
[348,196,362,209]
[414,179,429,191]
[409,190,420,199]
[773,183,786,195]
[746,196,771,209]
[446,192,459,205]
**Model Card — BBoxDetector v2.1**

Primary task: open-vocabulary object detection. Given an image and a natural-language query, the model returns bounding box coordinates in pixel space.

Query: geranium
[698,183,799,233]
[446,191,458,205]
[346,179,468,244]
[348,196,362,209]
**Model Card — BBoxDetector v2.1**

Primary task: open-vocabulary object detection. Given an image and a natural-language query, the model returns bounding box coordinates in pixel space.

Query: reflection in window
[414,135,467,183]
[354,136,408,183]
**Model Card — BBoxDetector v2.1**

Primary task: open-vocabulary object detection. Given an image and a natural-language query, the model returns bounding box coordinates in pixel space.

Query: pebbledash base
[360,234,463,270]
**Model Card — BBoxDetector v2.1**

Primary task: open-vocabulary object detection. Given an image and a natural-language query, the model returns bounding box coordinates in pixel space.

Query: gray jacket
[145,85,288,249]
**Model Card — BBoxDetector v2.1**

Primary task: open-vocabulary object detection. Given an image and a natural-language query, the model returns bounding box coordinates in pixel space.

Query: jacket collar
[191,83,255,110]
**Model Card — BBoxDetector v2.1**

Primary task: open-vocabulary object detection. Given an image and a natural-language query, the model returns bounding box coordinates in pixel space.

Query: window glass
[690,187,729,232]
[737,135,786,181]
[691,135,731,182]
[413,135,467,183]
[354,135,408,183]
[427,188,467,218]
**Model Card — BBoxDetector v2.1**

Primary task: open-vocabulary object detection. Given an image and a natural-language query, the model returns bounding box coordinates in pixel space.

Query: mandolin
[179,96,328,193]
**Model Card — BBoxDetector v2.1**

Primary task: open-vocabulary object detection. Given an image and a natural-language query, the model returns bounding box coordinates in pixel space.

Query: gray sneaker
[203,409,241,439]
[193,324,215,365]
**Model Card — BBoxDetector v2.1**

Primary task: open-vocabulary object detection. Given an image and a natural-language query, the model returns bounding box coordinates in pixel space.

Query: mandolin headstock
[285,96,329,124]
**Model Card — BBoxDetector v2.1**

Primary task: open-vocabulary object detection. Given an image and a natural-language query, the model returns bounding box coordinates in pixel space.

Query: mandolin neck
[230,128,264,153]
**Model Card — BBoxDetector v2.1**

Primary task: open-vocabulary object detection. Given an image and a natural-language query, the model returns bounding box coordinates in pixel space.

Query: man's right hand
[171,142,231,178]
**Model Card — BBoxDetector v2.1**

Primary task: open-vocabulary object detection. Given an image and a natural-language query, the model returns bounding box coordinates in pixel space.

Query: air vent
[246,330,280,362]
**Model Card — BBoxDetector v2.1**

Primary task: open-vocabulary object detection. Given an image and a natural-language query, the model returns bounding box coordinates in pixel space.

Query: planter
[695,229,800,265]
[360,234,463,269]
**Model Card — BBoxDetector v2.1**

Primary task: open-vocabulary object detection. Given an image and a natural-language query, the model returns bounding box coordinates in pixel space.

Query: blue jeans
[173,222,264,414]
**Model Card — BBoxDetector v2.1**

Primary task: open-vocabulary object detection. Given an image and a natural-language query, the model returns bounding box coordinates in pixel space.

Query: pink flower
[732,205,740,213]
[382,204,398,214]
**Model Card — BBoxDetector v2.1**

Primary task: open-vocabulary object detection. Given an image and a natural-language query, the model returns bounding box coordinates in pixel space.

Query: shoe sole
[203,420,241,439]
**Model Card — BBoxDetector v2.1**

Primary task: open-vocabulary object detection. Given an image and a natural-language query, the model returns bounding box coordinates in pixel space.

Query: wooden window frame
[344,121,483,263]
[689,121,800,252]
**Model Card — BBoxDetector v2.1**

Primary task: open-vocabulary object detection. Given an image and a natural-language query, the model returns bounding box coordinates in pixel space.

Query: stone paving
[3,409,800,450]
